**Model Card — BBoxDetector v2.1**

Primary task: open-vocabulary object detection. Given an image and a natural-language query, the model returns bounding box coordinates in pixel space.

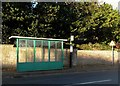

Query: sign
[70,35,74,41]
[109,40,115,46]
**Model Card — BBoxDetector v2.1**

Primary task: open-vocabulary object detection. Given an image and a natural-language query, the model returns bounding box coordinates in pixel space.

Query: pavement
[2,67,119,85]
[2,64,118,79]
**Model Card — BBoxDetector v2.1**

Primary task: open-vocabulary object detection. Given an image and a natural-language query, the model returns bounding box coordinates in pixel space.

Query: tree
[72,2,120,44]
[2,2,33,43]
[2,2,120,45]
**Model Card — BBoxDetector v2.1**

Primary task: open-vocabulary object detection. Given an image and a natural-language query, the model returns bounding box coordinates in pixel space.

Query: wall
[76,50,118,65]
[2,45,16,69]
[1,45,119,70]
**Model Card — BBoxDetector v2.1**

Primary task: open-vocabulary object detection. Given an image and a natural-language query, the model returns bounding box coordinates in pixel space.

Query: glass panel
[56,41,62,61]
[43,41,48,62]
[26,40,34,62]
[50,41,55,61]
[36,40,42,62]
[41,41,44,61]
[18,39,26,63]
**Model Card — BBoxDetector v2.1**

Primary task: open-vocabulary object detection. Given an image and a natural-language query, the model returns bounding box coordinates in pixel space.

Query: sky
[99,0,120,9]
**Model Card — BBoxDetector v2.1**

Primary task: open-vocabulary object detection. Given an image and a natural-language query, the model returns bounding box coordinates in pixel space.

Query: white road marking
[64,79,112,86]
[77,79,112,84]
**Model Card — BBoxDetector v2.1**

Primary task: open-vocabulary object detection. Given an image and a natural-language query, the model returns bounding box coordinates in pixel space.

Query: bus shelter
[9,36,67,72]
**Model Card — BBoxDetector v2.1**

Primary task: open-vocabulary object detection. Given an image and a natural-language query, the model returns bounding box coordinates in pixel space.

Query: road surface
[2,69,119,85]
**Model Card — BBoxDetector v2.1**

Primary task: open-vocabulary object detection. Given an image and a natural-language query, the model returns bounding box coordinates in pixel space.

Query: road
[2,69,119,86]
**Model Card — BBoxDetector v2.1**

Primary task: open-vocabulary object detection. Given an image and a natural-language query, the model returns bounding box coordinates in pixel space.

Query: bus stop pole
[70,35,74,68]
[112,46,114,65]
[109,40,115,65]
[70,45,73,68]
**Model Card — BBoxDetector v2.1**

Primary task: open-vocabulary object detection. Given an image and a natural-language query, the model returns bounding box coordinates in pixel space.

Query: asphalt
[2,64,118,78]
[2,69,119,85]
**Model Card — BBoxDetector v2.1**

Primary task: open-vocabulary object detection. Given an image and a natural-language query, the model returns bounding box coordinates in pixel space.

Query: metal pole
[69,35,74,68]
[26,40,28,62]
[42,40,44,61]
[61,41,64,62]
[112,46,114,65]
[16,39,19,71]
[55,41,57,61]
[33,40,36,62]
[70,44,72,68]
[48,41,51,62]
[70,41,73,68]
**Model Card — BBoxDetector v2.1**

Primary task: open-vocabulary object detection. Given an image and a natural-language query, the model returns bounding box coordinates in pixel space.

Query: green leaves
[2,2,120,44]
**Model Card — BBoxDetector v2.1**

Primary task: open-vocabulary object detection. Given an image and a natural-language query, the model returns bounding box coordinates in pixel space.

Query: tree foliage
[2,2,120,45]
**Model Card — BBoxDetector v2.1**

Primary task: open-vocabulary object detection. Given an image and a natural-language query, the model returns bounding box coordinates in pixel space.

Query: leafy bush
[76,43,111,50]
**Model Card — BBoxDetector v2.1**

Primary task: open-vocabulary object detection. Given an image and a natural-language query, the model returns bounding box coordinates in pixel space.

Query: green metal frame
[33,40,36,62]
[55,41,57,61]
[25,40,28,62]
[16,38,65,72]
[16,38,19,70]
[48,41,50,62]
[42,40,44,61]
